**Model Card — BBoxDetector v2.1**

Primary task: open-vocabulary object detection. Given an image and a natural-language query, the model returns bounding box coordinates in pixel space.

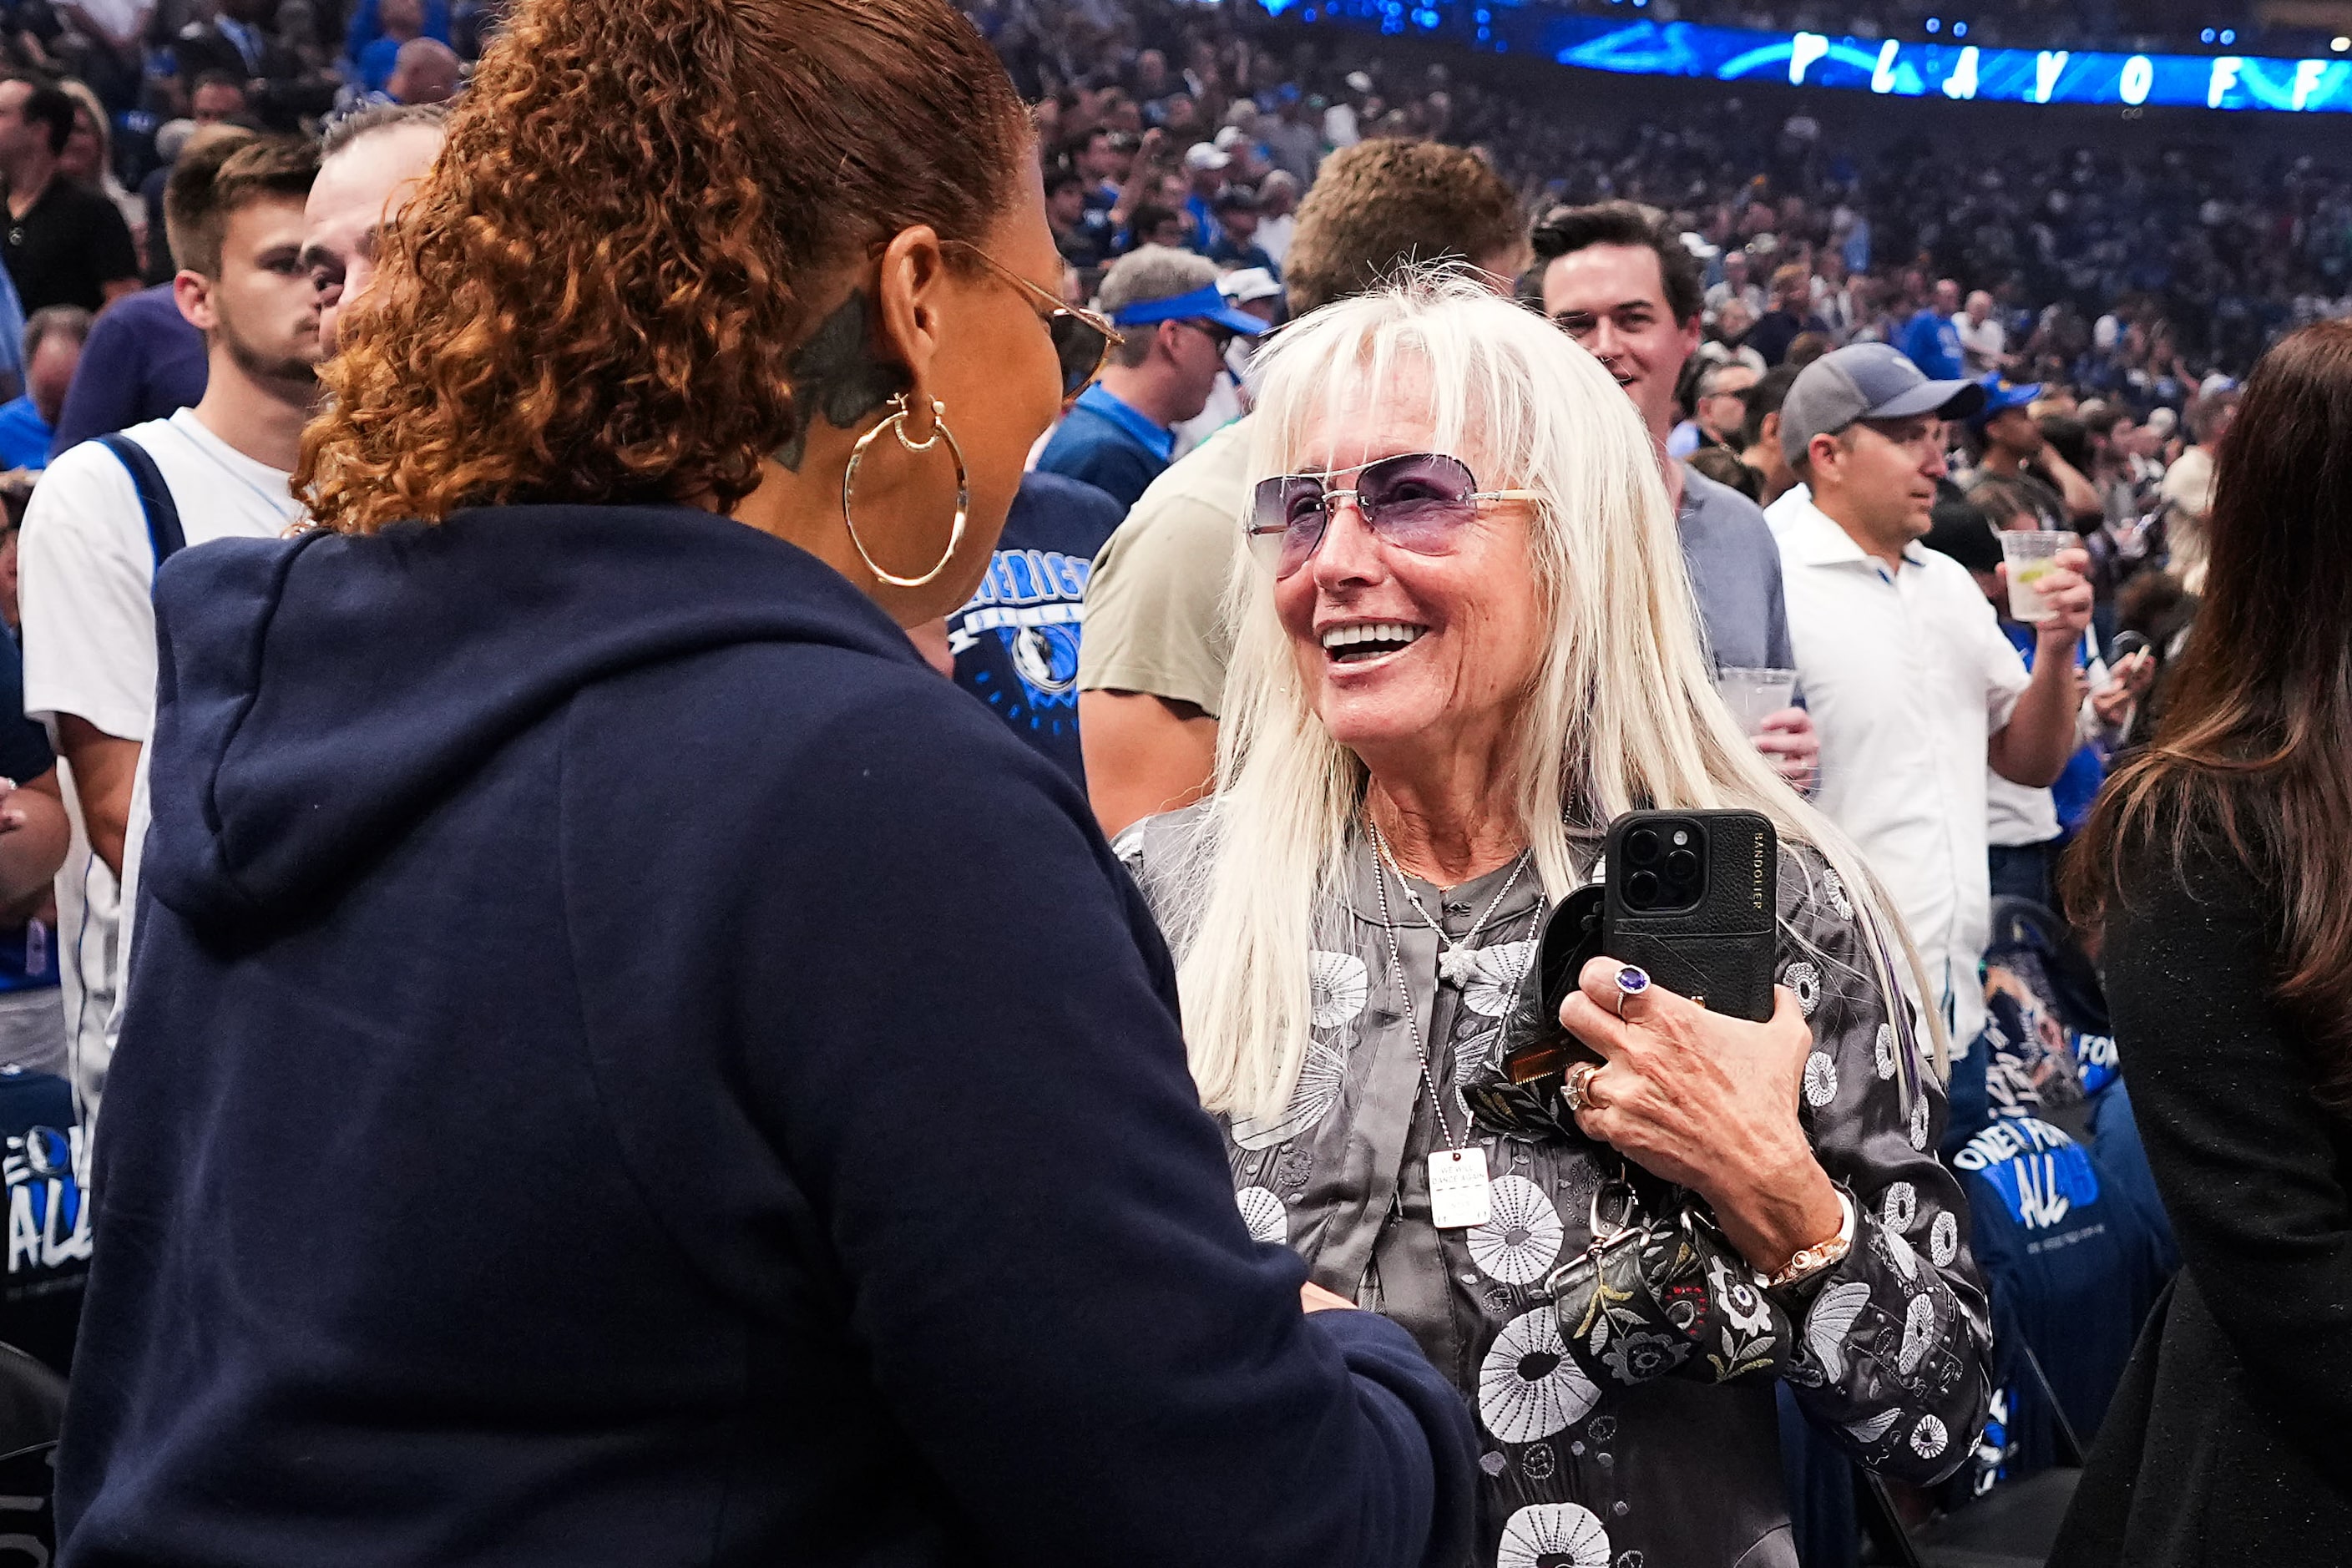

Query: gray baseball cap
[1779,344,1987,468]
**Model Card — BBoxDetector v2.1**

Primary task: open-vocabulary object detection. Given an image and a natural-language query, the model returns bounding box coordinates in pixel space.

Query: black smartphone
[1602,810,1778,1024]
[2109,630,2150,663]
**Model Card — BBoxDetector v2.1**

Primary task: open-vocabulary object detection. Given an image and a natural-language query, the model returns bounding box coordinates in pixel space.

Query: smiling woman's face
[1272,375,1548,774]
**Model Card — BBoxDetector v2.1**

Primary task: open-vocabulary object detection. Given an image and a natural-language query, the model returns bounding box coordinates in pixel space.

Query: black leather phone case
[1603,810,1778,1024]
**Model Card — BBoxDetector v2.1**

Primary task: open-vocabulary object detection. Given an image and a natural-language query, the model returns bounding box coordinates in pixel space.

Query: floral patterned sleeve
[1773,850,1993,1485]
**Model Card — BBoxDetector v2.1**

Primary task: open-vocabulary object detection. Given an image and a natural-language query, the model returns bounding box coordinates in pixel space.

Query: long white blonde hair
[1174,269,1941,1125]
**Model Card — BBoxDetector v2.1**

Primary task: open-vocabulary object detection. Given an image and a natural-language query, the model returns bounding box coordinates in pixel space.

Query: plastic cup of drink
[1715,666,1798,735]
[2000,530,2075,624]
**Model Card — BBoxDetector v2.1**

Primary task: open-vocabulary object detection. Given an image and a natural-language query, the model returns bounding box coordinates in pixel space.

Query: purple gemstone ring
[1612,965,1651,1019]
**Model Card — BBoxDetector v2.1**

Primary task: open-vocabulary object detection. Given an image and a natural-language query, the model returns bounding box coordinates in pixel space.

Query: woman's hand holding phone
[1559,959,1842,1278]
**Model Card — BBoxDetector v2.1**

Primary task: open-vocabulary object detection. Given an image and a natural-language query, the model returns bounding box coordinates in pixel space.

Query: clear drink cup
[1714,666,1798,735]
[2000,530,2075,624]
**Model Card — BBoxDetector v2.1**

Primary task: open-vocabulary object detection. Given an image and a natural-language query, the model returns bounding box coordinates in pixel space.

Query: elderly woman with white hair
[1119,275,1991,1567]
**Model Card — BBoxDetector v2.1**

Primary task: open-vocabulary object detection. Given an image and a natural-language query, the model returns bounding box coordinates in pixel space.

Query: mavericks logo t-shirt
[949,472,1126,784]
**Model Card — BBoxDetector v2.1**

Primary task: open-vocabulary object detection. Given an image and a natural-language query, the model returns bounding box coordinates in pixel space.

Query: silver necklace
[1369,852,1469,1156]
[1367,822,1534,987]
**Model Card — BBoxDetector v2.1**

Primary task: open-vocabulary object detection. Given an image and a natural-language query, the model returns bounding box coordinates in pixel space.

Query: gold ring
[1562,1061,1602,1114]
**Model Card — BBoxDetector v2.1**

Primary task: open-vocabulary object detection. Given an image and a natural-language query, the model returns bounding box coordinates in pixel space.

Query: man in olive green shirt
[1075,418,1250,834]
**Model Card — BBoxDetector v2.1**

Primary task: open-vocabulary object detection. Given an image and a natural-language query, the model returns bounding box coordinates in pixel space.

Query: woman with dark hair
[2051,320,2352,1566]
[51,2,1478,1562]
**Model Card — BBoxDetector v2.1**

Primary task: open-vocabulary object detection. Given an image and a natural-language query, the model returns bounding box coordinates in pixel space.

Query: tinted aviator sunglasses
[946,241,1123,402]
[1247,453,1541,579]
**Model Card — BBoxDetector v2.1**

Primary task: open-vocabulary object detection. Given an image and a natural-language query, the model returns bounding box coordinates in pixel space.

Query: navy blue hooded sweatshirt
[54,504,1479,1566]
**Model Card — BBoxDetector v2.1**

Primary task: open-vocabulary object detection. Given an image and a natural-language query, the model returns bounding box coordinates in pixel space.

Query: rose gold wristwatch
[1769,1189,1857,1291]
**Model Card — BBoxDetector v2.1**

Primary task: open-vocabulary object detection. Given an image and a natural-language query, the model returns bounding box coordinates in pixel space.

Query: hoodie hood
[146,503,922,929]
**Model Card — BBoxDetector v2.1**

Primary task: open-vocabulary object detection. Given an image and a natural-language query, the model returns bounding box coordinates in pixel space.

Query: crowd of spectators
[0,0,484,337]
[982,0,2352,401]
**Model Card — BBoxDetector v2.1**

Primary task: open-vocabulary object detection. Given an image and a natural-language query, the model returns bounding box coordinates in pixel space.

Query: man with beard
[18,131,321,1115]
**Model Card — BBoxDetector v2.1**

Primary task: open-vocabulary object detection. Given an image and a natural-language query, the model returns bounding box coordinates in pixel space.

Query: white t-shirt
[1773,493,2031,1050]
[19,408,303,1111]
[1958,315,2006,377]
[68,0,148,43]
[1985,629,2111,850]
[1984,757,2061,850]
[1255,212,1295,271]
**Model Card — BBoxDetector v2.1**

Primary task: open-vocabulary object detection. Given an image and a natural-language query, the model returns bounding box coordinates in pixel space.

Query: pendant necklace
[1369,847,1495,1229]
[1368,822,1534,988]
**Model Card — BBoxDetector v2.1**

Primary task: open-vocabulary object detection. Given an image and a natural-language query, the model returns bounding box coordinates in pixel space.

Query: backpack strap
[94,434,185,574]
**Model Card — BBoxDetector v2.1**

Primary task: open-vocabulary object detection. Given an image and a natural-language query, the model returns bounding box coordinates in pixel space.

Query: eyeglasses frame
[1244,453,1542,576]
[943,240,1124,400]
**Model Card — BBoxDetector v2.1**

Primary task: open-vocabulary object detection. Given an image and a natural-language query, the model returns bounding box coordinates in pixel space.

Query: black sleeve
[168,33,240,83]
[0,635,51,785]
[253,52,341,124]
[559,655,1479,1568]
[2103,832,2352,1492]
[89,199,136,287]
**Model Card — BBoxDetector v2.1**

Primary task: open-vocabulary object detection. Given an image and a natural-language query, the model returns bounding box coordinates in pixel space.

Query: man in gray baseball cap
[1777,342,1986,477]
[1767,342,2096,1060]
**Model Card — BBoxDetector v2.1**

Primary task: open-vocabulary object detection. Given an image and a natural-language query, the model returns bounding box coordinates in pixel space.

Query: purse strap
[1855,1467,1929,1568]
[2015,1328,2086,1467]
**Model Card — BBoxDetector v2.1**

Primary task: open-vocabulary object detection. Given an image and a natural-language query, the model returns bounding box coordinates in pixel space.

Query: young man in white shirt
[18,130,320,1112]
[1770,345,2095,1055]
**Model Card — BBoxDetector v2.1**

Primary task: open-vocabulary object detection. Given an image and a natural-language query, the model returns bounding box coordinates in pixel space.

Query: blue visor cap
[1970,377,2044,427]
[1110,285,1269,337]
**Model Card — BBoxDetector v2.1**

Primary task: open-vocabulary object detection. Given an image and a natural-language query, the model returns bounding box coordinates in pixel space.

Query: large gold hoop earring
[840,394,970,589]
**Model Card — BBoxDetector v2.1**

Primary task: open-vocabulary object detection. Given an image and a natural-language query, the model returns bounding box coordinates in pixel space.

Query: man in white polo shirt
[1771,345,2094,1054]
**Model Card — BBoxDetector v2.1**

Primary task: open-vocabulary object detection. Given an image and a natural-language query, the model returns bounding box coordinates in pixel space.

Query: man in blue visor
[1037,248,1267,512]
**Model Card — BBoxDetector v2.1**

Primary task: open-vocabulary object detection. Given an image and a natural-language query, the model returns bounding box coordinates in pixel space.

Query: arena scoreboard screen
[1256,0,2352,114]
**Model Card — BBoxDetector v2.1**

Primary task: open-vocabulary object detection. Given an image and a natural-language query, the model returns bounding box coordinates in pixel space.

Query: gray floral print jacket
[1119,807,1992,1568]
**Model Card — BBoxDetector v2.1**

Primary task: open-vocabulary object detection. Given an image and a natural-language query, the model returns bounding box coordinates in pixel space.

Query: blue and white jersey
[949,473,1125,785]
[1955,1115,2172,1479]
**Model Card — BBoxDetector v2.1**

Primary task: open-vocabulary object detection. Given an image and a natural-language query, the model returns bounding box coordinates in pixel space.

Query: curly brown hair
[299,0,1031,534]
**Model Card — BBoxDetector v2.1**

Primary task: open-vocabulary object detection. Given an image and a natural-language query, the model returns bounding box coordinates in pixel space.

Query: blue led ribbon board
[1257,0,2352,114]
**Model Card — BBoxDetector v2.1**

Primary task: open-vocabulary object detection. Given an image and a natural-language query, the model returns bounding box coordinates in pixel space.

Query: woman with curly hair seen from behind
[51,3,1479,1563]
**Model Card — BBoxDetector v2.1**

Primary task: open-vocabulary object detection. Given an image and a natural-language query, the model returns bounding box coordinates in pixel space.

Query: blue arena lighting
[1253,1,2352,114]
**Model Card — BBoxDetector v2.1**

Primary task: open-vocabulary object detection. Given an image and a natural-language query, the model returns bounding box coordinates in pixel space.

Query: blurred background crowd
[982,0,2352,398]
